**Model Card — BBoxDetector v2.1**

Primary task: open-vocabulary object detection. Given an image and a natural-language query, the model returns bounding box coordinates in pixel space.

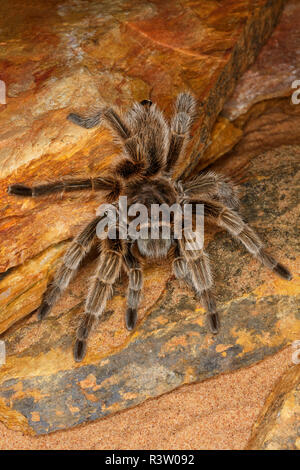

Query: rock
[232,97,300,159]
[196,117,242,172]
[0,347,293,449]
[0,0,284,277]
[0,143,298,435]
[0,0,297,437]
[0,242,68,334]
[194,0,300,175]
[247,365,300,450]
[223,0,300,121]
[212,97,300,179]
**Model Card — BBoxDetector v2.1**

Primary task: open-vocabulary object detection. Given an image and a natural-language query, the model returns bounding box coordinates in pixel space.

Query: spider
[7,93,292,362]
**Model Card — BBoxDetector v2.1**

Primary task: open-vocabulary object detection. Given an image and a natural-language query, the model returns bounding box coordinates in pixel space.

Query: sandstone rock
[212,97,300,179]
[3,94,299,344]
[0,242,68,335]
[196,117,242,172]
[223,0,300,120]
[0,144,298,435]
[0,0,297,437]
[0,0,284,276]
[193,0,300,176]
[233,97,300,158]
[247,365,300,450]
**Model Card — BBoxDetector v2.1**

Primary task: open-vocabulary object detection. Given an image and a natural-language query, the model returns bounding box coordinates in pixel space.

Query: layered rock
[247,365,300,450]
[0,143,298,435]
[194,0,300,171]
[223,0,300,120]
[211,97,300,179]
[0,0,284,275]
[0,0,298,437]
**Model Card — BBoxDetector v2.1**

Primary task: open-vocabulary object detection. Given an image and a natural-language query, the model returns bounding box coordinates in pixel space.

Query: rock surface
[0,242,68,334]
[232,97,300,159]
[191,0,300,174]
[196,116,243,171]
[0,0,284,275]
[0,347,294,449]
[247,365,300,450]
[0,0,285,178]
[223,0,300,120]
[0,144,298,435]
[211,97,300,180]
[0,0,298,438]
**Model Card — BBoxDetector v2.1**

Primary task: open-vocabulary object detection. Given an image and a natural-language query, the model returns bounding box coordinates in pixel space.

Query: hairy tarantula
[8,93,292,362]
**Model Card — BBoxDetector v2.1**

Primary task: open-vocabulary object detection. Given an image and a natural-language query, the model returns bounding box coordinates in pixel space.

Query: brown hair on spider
[8,92,292,362]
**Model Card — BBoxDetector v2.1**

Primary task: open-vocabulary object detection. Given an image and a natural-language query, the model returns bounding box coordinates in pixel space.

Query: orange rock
[193,116,242,173]
[223,0,300,120]
[0,0,284,274]
[247,365,300,450]
[0,0,295,436]
[0,242,68,334]
[0,143,298,435]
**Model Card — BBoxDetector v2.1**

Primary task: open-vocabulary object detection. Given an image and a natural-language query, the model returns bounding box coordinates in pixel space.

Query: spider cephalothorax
[8,93,292,361]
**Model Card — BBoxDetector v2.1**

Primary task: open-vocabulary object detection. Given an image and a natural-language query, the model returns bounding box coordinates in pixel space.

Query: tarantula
[8,93,292,361]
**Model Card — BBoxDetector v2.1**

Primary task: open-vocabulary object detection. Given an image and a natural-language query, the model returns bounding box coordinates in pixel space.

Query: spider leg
[67,110,102,129]
[194,198,292,280]
[124,245,143,330]
[74,237,126,362]
[68,105,147,177]
[7,176,122,201]
[173,241,219,333]
[38,216,102,321]
[68,107,139,154]
[124,100,171,176]
[166,92,196,173]
[183,171,240,209]
[68,107,130,139]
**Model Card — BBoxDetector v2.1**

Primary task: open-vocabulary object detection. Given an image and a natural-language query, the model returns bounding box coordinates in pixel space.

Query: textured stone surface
[3,95,299,340]
[0,0,297,438]
[193,0,300,176]
[0,347,294,449]
[0,144,298,435]
[196,116,243,171]
[0,0,284,277]
[234,97,300,157]
[0,0,285,176]
[211,97,300,180]
[223,0,300,120]
[0,242,68,335]
[247,365,300,450]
